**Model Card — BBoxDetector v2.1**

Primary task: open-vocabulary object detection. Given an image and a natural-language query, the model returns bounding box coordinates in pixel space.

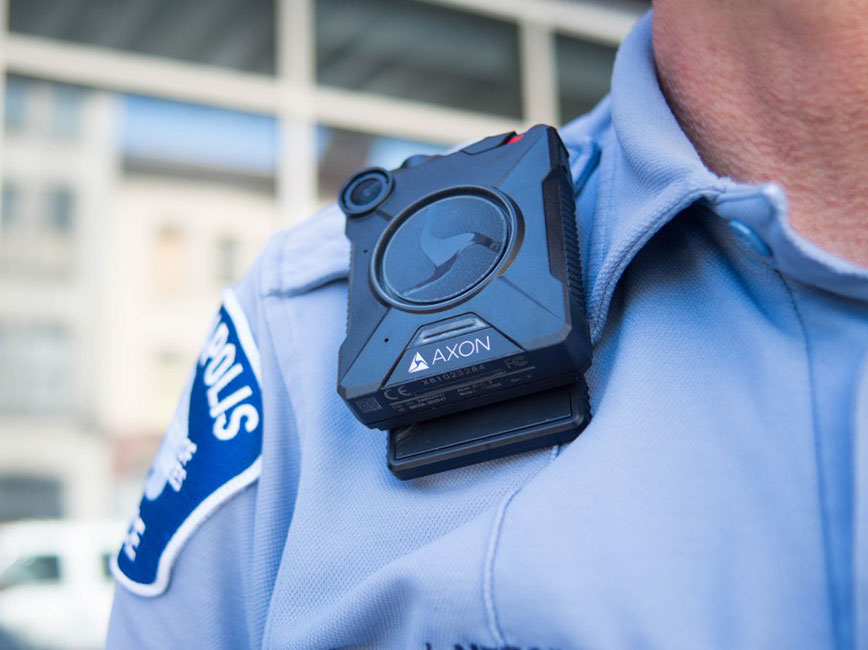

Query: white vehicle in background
[0,520,123,650]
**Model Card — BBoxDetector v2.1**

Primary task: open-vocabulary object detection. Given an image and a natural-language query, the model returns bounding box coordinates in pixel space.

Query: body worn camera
[337,125,592,479]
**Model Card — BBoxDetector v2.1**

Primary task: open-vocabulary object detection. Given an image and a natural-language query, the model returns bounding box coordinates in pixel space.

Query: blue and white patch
[111,289,263,597]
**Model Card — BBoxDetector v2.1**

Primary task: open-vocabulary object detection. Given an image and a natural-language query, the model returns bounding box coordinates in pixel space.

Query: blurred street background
[0,0,646,647]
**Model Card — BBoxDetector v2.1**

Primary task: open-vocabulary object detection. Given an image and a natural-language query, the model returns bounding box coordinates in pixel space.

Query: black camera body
[337,125,592,478]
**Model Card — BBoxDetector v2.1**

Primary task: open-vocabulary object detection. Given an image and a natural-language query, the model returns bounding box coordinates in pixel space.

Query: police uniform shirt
[107,12,868,650]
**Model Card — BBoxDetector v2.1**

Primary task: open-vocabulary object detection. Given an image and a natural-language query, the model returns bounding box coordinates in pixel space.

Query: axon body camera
[337,125,592,479]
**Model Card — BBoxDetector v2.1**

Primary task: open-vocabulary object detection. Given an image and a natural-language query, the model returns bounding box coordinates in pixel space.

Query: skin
[652,0,868,266]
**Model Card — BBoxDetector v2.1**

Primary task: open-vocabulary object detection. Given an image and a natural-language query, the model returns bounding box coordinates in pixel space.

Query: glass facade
[49,83,86,139]
[556,33,618,123]
[3,75,29,132]
[9,0,277,75]
[0,322,73,414]
[316,0,523,117]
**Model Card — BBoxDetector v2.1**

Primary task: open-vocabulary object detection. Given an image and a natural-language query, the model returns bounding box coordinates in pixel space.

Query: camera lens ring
[339,167,394,217]
[370,186,520,312]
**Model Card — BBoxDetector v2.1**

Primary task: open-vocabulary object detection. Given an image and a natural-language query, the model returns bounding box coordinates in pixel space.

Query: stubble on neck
[653,0,868,266]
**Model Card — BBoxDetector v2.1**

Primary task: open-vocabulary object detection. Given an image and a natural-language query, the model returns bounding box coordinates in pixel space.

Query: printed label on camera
[386,327,521,386]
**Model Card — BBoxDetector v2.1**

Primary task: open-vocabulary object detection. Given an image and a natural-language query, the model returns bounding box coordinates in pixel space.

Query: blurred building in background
[0,0,647,647]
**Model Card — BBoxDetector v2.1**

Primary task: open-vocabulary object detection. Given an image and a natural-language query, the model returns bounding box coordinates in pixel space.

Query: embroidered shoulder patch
[111,289,263,597]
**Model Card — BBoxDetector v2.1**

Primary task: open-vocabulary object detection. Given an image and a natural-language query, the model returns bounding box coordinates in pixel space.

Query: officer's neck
[652,1,868,267]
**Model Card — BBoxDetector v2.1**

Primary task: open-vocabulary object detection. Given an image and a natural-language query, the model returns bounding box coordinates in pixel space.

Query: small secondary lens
[351,178,384,206]
[339,167,394,216]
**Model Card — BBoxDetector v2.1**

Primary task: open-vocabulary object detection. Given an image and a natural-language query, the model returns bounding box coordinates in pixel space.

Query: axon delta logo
[407,334,492,373]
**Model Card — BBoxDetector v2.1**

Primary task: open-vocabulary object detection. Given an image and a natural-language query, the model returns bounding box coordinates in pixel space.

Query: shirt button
[728,219,772,258]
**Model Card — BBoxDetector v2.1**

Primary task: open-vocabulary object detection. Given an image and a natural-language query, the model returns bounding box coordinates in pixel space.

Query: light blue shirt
[108,12,868,649]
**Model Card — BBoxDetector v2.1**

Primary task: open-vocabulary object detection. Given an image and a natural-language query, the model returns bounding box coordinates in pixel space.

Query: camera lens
[339,168,394,217]
[378,190,511,306]
[350,177,384,206]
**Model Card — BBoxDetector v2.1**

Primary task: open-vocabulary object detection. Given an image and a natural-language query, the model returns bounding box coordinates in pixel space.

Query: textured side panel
[542,164,587,331]
[558,168,587,327]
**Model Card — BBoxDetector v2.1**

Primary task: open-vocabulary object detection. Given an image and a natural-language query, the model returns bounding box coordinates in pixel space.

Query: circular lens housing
[339,168,394,216]
[373,188,514,308]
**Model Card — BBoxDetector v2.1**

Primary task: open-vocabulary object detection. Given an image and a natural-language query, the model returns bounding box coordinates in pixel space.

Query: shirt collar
[562,11,868,343]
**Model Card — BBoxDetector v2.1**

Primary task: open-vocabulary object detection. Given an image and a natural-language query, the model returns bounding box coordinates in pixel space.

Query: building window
[215,237,240,285]
[45,187,75,233]
[50,83,86,139]
[0,184,76,276]
[9,0,276,75]
[315,0,522,118]
[555,34,617,123]
[121,94,278,176]
[0,322,73,414]
[154,224,186,293]
[2,183,20,229]
[39,186,76,275]
[4,75,30,133]
[0,182,26,271]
